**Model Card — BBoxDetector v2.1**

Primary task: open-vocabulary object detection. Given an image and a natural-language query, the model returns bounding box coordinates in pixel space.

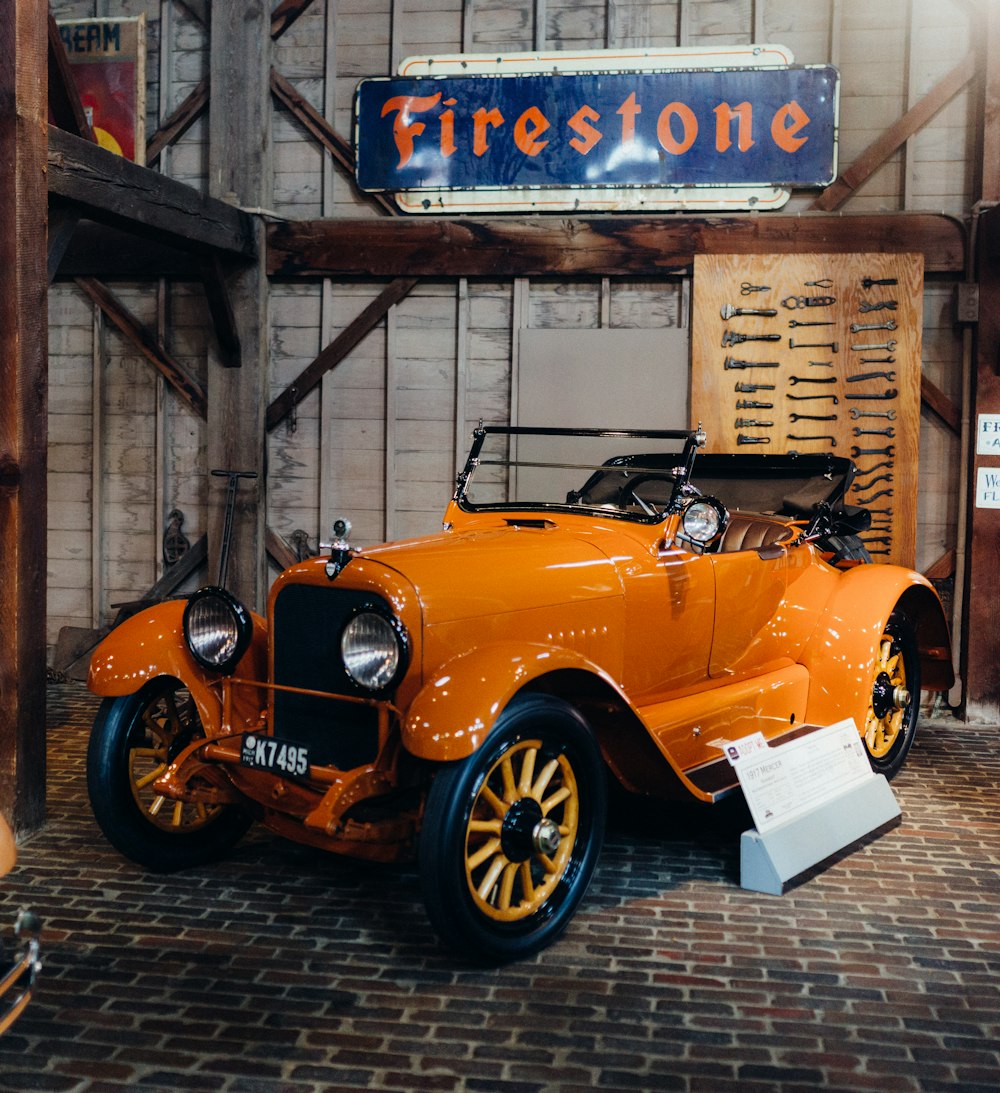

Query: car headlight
[183,587,253,675]
[679,497,728,548]
[341,610,407,691]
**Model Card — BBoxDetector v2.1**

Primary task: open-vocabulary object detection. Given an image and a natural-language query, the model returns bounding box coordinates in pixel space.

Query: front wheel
[862,613,920,780]
[86,677,252,871]
[419,695,606,963]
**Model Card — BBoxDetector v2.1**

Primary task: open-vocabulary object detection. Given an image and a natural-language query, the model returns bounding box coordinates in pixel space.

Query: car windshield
[455,426,701,519]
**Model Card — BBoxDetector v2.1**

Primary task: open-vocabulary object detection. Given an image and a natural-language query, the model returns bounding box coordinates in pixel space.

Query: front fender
[87,600,268,735]
[801,564,953,726]
[401,641,625,762]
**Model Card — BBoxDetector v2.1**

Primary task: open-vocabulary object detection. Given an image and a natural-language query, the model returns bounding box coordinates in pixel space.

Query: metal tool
[860,357,895,364]
[850,340,896,353]
[805,279,833,288]
[856,488,894,503]
[721,303,777,319]
[808,360,834,367]
[723,330,782,347]
[787,393,839,403]
[858,300,898,312]
[862,536,893,547]
[849,408,896,420]
[846,389,898,401]
[787,434,837,446]
[847,371,896,383]
[735,418,773,428]
[789,375,836,385]
[853,426,895,437]
[851,445,895,458]
[862,277,898,288]
[789,413,837,422]
[851,474,893,489]
[734,381,776,392]
[868,507,893,515]
[737,434,771,445]
[788,320,835,328]
[741,281,770,295]
[853,460,894,475]
[782,295,836,309]
[725,356,780,370]
[789,339,838,351]
[736,399,773,409]
[211,468,259,590]
[850,319,897,333]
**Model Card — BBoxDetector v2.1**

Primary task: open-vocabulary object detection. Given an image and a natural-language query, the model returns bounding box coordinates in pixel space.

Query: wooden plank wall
[45,0,975,651]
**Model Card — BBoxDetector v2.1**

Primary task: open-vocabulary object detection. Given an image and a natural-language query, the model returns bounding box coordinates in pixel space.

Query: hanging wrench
[851,445,895,458]
[856,488,894,503]
[789,375,837,384]
[860,357,895,364]
[725,356,780,369]
[868,507,893,515]
[861,277,898,288]
[787,393,839,403]
[735,418,774,428]
[788,319,835,327]
[858,300,898,312]
[808,360,834,367]
[853,426,895,437]
[789,339,839,351]
[849,408,896,420]
[851,474,894,489]
[850,319,897,333]
[847,371,896,383]
[850,340,897,352]
[721,303,777,319]
[862,535,893,546]
[735,381,776,392]
[854,460,894,476]
[737,434,771,445]
[736,399,774,409]
[789,413,837,422]
[846,389,898,401]
[787,434,837,446]
[723,330,781,347]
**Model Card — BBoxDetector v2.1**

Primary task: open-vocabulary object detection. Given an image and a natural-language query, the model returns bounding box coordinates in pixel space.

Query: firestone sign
[355,46,839,213]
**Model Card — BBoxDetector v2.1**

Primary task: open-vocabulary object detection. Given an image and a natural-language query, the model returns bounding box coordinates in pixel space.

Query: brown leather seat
[718,514,793,553]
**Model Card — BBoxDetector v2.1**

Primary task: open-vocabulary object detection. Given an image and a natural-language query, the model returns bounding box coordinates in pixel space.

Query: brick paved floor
[0,682,996,1092]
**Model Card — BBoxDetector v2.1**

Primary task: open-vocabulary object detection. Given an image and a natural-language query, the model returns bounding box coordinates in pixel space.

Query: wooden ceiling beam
[267,213,967,279]
[49,126,257,259]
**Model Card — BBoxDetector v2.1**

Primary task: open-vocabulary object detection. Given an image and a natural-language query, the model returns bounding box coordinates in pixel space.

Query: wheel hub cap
[500,797,544,863]
[872,671,910,718]
[532,817,561,857]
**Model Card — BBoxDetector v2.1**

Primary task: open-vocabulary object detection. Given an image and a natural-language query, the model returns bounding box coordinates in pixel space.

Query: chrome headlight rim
[339,605,410,694]
[183,586,253,676]
[678,496,729,549]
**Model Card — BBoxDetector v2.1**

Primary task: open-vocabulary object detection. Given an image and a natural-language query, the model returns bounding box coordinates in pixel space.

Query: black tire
[861,613,921,780]
[419,695,606,964]
[86,677,252,871]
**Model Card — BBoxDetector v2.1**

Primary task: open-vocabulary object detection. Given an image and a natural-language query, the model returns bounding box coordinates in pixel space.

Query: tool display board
[692,253,922,565]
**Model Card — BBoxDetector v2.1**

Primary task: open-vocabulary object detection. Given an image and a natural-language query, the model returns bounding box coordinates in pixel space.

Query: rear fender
[801,565,953,726]
[87,599,268,735]
[402,641,623,762]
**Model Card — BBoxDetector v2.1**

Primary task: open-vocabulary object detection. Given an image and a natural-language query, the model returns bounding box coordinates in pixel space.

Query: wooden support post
[208,1,270,610]
[0,0,48,833]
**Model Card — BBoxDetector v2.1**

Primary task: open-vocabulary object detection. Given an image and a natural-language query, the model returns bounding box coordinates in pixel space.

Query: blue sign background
[355,66,838,192]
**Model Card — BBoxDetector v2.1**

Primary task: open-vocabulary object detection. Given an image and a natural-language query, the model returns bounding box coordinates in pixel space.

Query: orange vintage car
[86,426,953,961]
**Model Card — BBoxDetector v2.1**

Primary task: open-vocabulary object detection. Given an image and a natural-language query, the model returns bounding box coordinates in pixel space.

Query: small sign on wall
[976,413,1000,454]
[975,466,1000,509]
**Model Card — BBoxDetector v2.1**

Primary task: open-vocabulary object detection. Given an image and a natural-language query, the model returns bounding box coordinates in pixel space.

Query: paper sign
[733,720,873,834]
[976,466,1000,509]
[977,414,1000,455]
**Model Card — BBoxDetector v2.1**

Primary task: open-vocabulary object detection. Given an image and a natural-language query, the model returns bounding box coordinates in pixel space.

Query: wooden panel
[692,252,924,567]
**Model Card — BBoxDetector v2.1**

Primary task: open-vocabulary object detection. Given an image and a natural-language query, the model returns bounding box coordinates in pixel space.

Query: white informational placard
[977,413,1000,454]
[732,720,873,834]
[975,466,1000,509]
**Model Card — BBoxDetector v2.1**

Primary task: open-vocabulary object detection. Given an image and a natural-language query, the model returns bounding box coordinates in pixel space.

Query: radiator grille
[272,584,385,769]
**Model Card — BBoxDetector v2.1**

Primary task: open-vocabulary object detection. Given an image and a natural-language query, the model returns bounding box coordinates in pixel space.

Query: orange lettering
[714,101,754,153]
[568,105,602,155]
[440,97,457,157]
[617,92,641,144]
[656,102,697,155]
[380,93,442,168]
[771,100,810,153]
[513,106,550,156]
[473,107,505,156]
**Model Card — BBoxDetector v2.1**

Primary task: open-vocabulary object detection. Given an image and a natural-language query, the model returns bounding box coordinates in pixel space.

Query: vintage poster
[55,16,146,164]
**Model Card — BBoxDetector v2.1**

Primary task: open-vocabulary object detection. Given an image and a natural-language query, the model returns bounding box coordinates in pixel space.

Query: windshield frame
[452,425,705,522]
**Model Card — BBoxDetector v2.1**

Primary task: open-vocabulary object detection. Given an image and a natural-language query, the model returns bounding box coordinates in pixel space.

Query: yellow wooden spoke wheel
[420,695,606,963]
[862,614,920,779]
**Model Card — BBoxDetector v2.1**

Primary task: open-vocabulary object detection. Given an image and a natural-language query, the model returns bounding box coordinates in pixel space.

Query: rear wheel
[862,614,920,780]
[419,695,606,963]
[87,677,251,871]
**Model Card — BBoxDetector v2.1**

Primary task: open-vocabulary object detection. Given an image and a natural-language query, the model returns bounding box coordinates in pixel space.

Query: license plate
[240,733,310,777]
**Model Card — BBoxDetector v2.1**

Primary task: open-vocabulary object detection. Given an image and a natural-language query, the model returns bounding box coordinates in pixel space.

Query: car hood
[360,521,626,622]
